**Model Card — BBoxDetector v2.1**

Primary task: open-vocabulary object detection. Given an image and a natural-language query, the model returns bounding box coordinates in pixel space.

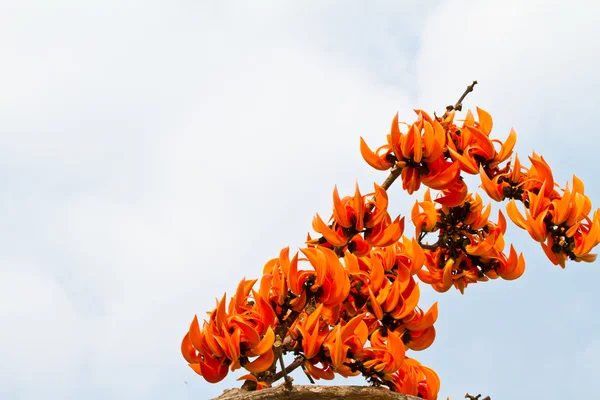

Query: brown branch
[419,242,439,251]
[274,355,300,389]
[447,80,478,113]
[380,165,403,192]
[270,356,305,382]
[465,394,491,400]
[215,385,423,400]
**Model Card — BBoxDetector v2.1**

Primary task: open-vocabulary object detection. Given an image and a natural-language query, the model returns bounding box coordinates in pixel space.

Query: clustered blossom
[182,186,440,398]
[182,101,599,400]
[362,107,599,292]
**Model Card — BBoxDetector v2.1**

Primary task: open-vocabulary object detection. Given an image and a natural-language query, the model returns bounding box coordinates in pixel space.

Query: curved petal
[244,349,275,374]
[360,137,393,170]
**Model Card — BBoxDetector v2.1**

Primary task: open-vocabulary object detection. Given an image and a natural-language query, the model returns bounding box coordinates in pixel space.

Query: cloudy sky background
[1,1,599,399]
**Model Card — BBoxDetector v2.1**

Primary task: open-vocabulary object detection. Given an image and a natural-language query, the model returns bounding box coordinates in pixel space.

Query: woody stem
[278,354,293,389]
[448,80,478,112]
[272,356,304,383]
[380,165,403,191]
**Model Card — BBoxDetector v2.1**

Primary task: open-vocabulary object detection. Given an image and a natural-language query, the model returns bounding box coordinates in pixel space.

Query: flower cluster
[362,106,599,293]
[182,89,599,400]
[414,190,525,294]
[182,184,440,397]
[181,278,276,384]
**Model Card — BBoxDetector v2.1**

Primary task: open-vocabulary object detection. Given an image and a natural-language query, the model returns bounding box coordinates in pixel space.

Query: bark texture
[213,385,421,400]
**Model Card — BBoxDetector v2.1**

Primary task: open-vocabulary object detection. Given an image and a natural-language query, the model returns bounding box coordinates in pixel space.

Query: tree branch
[448,80,478,112]
[275,355,300,388]
[465,393,491,400]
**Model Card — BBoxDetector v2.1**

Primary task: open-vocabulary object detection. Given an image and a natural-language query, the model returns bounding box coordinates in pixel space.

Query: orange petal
[541,238,566,268]
[300,247,328,290]
[479,166,505,202]
[312,213,347,246]
[527,209,548,242]
[340,313,366,342]
[231,317,260,349]
[405,302,438,331]
[368,287,384,320]
[253,290,277,329]
[383,278,402,313]
[447,146,479,174]
[465,125,495,160]
[244,349,275,373]
[353,183,365,231]
[476,106,493,135]
[189,315,204,352]
[333,186,352,228]
[234,278,257,311]
[215,293,227,330]
[287,251,303,295]
[401,124,416,159]
[182,332,200,364]
[360,137,393,170]
[393,282,421,321]
[422,161,460,190]
[325,326,346,368]
[390,113,403,160]
[247,326,274,357]
[198,353,229,383]
[420,366,441,399]
[412,124,423,163]
[529,154,554,197]
[406,325,436,351]
[492,128,516,167]
[422,120,435,160]
[304,360,335,380]
[368,216,405,247]
[386,330,406,372]
[506,199,528,230]
[501,249,526,280]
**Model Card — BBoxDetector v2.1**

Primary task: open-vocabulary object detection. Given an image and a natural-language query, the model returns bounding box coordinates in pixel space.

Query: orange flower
[392,358,440,400]
[479,165,509,201]
[312,183,404,249]
[506,199,548,242]
[412,189,439,238]
[389,112,446,165]
[323,315,368,370]
[362,329,406,375]
[421,158,461,191]
[303,360,335,380]
[445,108,515,175]
[299,246,351,307]
[360,137,394,171]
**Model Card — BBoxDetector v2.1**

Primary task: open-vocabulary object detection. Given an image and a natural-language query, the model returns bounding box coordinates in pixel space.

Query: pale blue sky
[1,1,599,399]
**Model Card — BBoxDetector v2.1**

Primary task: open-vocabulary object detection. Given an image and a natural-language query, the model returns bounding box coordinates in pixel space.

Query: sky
[1,1,599,399]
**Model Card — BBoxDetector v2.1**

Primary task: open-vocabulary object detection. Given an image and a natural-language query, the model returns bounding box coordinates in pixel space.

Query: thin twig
[272,356,304,382]
[419,242,439,251]
[380,165,403,192]
[465,393,490,400]
[278,354,294,390]
[447,80,478,113]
